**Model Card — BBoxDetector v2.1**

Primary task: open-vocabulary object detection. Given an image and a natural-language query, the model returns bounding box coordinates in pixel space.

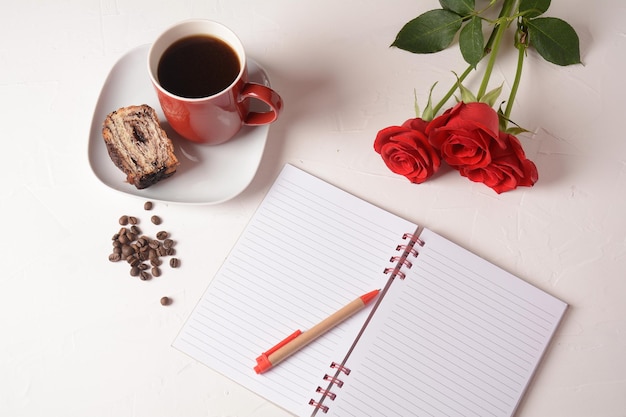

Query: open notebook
[173,164,567,417]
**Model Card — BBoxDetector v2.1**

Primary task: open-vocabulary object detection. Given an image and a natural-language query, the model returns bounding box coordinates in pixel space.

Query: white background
[1,0,624,416]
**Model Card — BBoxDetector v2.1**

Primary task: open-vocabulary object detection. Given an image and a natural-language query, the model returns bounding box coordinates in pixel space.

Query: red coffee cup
[148,19,283,145]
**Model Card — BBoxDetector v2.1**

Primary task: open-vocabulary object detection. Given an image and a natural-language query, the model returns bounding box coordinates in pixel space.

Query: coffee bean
[119,215,129,225]
[152,267,161,277]
[130,225,141,235]
[156,231,168,240]
[109,253,121,262]
[160,296,171,306]
[150,257,162,267]
[144,201,153,211]
[129,216,138,225]
[121,245,135,257]
[163,238,174,249]
[151,215,161,225]
[169,258,180,268]
[130,266,140,276]
[127,256,140,267]
[139,271,151,281]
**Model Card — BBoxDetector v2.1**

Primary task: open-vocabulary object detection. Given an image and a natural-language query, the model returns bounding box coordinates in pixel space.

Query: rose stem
[476,0,517,99]
[503,25,528,127]
[431,64,473,116]
[431,1,509,116]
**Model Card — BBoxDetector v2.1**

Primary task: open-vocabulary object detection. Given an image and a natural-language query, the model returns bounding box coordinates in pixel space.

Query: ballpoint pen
[254,289,380,374]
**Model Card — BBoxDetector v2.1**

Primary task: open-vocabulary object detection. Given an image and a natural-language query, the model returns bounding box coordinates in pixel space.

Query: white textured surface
[1,1,624,416]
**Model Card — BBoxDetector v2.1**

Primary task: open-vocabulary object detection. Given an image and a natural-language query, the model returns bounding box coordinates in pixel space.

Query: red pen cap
[254,329,302,374]
[254,354,272,374]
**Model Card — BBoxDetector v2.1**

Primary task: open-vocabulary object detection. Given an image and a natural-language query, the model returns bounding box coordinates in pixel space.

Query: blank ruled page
[326,228,567,417]
[173,164,418,417]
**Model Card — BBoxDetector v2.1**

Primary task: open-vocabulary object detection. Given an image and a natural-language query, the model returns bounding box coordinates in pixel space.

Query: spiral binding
[403,232,425,247]
[323,373,344,388]
[396,244,418,257]
[308,399,329,413]
[390,255,413,269]
[384,232,422,280]
[383,267,406,279]
[308,361,350,413]
[316,386,337,400]
[330,361,351,375]
[309,231,423,414]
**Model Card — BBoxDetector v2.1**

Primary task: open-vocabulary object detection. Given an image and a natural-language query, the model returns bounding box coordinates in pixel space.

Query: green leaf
[519,0,551,19]
[479,83,502,107]
[392,9,463,54]
[439,0,475,16]
[459,16,484,68]
[526,17,581,65]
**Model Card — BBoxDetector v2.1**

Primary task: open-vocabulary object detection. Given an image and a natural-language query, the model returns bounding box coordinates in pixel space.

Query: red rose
[460,131,538,193]
[374,119,440,184]
[401,117,430,132]
[427,102,505,170]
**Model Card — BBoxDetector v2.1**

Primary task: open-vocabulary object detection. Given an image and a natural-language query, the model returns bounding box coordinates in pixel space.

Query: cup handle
[240,83,283,125]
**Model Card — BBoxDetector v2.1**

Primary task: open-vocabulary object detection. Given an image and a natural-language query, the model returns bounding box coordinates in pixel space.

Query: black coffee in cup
[157,35,240,98]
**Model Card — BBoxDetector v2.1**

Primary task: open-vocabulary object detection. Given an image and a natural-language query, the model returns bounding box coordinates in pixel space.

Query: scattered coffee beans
[108,202,180,282]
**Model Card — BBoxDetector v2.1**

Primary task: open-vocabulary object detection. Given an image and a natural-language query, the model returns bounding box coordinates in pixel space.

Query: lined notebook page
[325,227,567,417]
[173,164,418,417]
